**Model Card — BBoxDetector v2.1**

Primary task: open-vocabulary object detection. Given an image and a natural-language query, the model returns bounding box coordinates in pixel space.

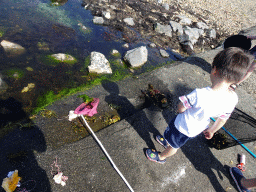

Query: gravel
[163,0,256,36]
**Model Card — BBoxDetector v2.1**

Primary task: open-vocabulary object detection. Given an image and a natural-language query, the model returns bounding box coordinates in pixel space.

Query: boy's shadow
[0,97,51,192]
[161,84,231,192]
[102,80,161,149]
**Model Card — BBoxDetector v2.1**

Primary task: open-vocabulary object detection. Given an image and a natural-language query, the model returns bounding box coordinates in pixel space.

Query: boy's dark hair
[212,47,254,83]
[224,35,251,50]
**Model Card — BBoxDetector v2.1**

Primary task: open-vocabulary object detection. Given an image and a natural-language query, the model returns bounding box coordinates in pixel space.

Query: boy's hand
[203,130,214,140]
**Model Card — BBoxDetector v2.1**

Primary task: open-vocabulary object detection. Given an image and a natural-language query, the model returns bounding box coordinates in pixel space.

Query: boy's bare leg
[158,146,178,160]
[241,178,256,189]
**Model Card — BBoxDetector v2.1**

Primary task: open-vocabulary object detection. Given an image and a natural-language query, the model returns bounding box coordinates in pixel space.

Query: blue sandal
[146,149,166,164]
[156,135,168,148]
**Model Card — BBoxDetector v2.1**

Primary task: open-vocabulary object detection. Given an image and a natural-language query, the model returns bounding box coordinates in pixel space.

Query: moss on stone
[4,68,25,79]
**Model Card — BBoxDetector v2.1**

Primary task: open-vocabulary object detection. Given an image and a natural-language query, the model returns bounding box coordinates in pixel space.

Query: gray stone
[154,23,172,37]
[124,46,148,68]
[169,21,183,35]
[206,29,216,39]
[93,16,104,25]
[160,49,169,58]
[163,3,169,10]
[176,15,192,25]
[149,43,156,48]
[0,40,26,57]
[122,43,129,49]
[51,53,76,62]
[123,18,135,26]
[89,52,112,74]
[102,11,111,19]
[183,26,200,45]
[195,22,209,30]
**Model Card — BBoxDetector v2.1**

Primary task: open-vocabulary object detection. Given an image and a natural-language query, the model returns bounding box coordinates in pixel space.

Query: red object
[74,98,99,117]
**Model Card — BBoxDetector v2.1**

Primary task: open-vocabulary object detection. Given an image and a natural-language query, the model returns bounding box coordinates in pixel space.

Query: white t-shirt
[174,87,238,137]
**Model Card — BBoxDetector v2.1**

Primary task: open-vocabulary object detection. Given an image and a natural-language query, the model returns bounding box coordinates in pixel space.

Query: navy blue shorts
[163,116,190,149]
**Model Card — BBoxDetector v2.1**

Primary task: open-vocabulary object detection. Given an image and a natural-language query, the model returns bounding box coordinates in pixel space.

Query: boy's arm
[177,101,187,113]
[204,117,227,139]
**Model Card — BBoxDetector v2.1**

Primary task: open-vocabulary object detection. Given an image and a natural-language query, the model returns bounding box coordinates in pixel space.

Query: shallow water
[0,0,181,114]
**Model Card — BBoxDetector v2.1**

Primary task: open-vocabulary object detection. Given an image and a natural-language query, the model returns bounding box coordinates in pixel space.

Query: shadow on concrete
[0,97,51,192]
[102,80,161,149]
[184,56,212,74]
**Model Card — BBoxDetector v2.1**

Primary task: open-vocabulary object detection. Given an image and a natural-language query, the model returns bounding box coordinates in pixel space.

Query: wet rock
[0,74,8,94]
[93,16,104,25]
[159,49,169,57]
[0,40,26,57]
[154,23,172,37]
[123,18,135,26]
[51,53,76,63]
[89,52,112,74]
[122,43,129,48]
[124,46,148,68]
[149,43,156,48]
[169,21,183,35]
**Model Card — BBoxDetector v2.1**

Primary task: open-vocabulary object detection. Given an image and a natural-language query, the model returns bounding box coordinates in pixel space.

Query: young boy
[146,47,254,164]
[224,35,256,87]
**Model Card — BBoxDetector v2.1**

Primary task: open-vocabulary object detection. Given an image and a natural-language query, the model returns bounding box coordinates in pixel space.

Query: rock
[206,29,217,39]
[183,26,201,45]
[154,23,172,37]
[51,53,76,63]
[163,3,169,10]
[111,49,120,57]
[176,15,192,25]
[0,74,8,94]
[122,43,129,48]
[123,18,135,26]
[0,40,26,57]
[21,83,35,93]
[169,21,183,35]
[124,46,148,68]
[88,52,112,74]
[103,11,111,19]
[93,16,104,25]
[149,43,156,48]
[195,22,209,30]
[159,49,169,57]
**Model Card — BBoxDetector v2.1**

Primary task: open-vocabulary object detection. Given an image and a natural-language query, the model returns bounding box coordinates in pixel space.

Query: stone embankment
[82,0,222,55]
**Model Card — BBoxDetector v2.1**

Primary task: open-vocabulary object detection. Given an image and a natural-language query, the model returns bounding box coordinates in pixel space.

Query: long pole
[79,115,135,192]
[210,117,256,158]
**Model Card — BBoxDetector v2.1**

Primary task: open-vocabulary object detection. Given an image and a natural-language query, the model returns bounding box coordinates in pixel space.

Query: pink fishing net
[74,98,99,117]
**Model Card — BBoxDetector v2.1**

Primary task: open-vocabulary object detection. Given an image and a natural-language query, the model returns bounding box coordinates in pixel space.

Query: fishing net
[207,108,256,150]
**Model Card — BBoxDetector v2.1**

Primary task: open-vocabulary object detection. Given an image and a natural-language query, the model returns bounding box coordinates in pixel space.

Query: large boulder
[0,40,26,57]
[88,52,112,74]
[124,46,148,68]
